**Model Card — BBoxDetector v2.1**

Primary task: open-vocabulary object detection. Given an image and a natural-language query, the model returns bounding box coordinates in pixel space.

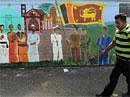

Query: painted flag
[59,2,105,25]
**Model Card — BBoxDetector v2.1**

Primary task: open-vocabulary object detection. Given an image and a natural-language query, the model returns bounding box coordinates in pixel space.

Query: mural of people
[17,24,28,62]
[51,26,63,61]
[27,24,40,62]
[80,29,91,65]
[67,26,81,62]
[0,1,119,64]
[0,24,9,63]
[8,24,19,63]
[96,26,112,65]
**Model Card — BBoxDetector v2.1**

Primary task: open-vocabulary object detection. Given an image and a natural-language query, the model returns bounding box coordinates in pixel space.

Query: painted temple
[23,6,62,33]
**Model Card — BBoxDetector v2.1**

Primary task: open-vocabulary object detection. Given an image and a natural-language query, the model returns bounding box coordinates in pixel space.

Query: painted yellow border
[58,2,106,25]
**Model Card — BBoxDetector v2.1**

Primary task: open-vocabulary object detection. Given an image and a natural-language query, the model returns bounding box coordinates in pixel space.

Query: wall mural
[0,0,119,65]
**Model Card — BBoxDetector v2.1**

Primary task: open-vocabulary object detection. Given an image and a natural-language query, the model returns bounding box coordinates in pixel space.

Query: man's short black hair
[115,13,127,22]
[17,24,21,27]
[0,24,4,27]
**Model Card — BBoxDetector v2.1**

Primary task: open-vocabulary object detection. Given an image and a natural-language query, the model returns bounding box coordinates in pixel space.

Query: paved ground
[0,66,127,97]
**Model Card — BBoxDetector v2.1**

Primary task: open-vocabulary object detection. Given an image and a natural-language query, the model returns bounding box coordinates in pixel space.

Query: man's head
[54,27,61,33]
[9,24,14,32]
[0,25,4,32]
[102,26,107,35]
[17,24,22,31]
[31,24,36,32]
[115,13,127,30]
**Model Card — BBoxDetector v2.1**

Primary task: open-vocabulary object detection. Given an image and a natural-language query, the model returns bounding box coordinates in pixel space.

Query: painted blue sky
[0,0,119,24]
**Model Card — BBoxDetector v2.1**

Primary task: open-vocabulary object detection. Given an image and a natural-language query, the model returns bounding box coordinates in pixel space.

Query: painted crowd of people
[0,23,91,64]
[0,23,112,64]
[0,24,40,63]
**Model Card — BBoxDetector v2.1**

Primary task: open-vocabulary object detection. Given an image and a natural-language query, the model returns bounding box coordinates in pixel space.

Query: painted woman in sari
[8,24,19,63]
[27,24,40,62]
[0,25,9,63]
[17,24,28,62]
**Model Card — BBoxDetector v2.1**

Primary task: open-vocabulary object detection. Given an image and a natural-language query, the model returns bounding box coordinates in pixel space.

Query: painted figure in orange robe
[17,24,28,62]
[8,24,19,63]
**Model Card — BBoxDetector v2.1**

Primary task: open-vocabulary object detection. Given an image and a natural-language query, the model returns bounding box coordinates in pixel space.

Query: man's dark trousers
[101,57,130,96]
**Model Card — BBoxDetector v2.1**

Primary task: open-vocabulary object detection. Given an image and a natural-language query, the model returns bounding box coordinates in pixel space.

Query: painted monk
[17,24,28,62]
[8,24,19,63]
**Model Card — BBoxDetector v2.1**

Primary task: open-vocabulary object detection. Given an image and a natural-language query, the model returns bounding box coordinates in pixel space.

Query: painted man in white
[0,25,9,63]
[51,26,63,61]
[27,24,40,62]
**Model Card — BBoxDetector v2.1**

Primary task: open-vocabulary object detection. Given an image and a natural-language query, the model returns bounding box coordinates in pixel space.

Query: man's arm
[100,41,115,55]
[105,41,115,51]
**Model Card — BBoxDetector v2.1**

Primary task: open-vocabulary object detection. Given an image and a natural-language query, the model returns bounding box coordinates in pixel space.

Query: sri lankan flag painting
[59,2,105,25]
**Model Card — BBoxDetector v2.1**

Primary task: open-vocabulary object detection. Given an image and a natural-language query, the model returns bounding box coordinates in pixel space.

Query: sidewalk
[0,66,127,97]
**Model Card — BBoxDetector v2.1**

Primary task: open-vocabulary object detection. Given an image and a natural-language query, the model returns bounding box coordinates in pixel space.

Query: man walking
[96,13,130,97]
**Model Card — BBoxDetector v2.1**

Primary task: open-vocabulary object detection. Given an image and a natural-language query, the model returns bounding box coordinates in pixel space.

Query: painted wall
[0,0,122,65]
